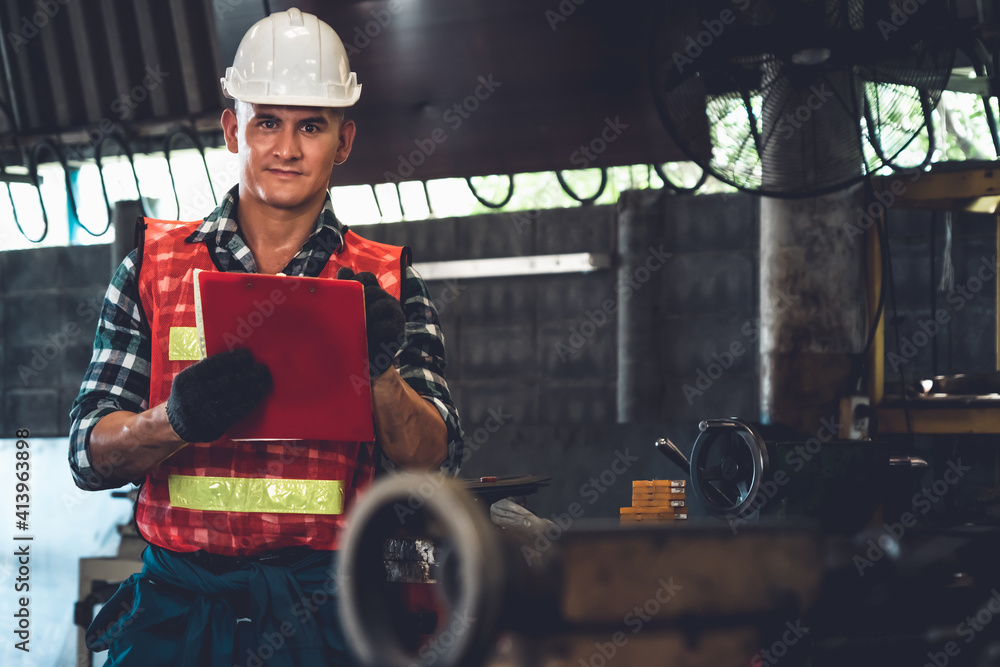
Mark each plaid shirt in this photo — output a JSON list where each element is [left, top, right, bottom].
[[69, 186, 464, 491]]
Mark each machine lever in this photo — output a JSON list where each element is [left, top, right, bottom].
[[654, 437, 691, 475]]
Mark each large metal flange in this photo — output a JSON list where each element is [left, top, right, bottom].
[[337, 473, 505, 667]]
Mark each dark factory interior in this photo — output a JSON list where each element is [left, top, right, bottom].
[[3, 0, 1000, 666]]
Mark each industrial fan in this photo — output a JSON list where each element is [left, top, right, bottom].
[[649, 0, 957, 197]]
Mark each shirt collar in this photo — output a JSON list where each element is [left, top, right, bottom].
[[185, 184, 345, 250]]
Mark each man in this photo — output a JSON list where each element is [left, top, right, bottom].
[[68, 8, 463, 666]]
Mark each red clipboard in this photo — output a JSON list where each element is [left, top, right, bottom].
[[193, 270, 374, 441]]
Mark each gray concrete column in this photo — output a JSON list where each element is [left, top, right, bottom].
[[759, 186, 866, 433], [617, 189, 666, 422], [759, 68, 867, 434]]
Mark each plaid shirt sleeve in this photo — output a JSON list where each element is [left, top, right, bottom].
[[68, 249, 152, 491], [386, 265, 465, 475]]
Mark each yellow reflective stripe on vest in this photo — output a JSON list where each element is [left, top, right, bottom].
[[167, 475, 344, 514]]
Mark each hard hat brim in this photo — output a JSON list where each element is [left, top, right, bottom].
[[221, 78, 361, 108]]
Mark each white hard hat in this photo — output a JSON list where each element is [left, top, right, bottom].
[[220, 7, 361, 107]]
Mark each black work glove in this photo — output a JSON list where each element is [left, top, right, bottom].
[[337, 267, 406, 378], [165, 348, 272, 443]]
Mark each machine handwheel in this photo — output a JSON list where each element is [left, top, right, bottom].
[[690, 418, 769, 518]]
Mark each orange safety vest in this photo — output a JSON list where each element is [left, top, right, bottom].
[[134, 217, 409, 556]]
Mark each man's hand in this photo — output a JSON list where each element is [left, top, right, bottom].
[[490, 498, 555, 533], [337, 267, 405, 377], [165, 348, 272, 443]]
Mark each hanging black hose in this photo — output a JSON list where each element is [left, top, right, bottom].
[[422, 180, 434, 217], [980, 89, 1000, 160], [393, 181, 405, 219], [163, 126, 217, 220], [0, 156, 44, 243], [368, 183, 383, 218], [555, 168, 606, 206], [466, 174, 514, 209], [864, 90, 936, 173], [23, 142, 53, 242], [0, 96, 31, 242], [95, 132, 145, 219], [741, 86, 764, 159], [652, 162, 708, 194], [917, 90, 938, 169], [33, 138, 111, 237], [850, 176, 890, 396]]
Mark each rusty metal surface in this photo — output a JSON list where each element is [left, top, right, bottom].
[[535, 629, 762, 667], [558, 526, 824, 623], [762, 350, 858, 434]]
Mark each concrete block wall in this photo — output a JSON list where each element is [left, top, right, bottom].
[[357, 205, 632, 521], [658, 192, 761, 429], [354, 205, 620, 430], [614, 190, 761, 440], [1, 245, 113, 437]]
